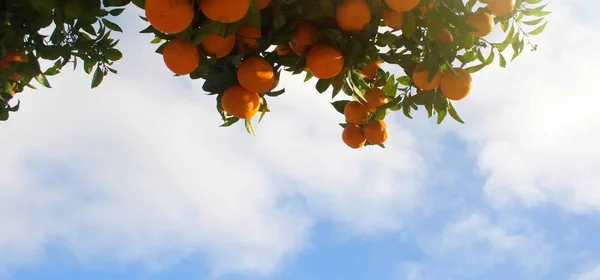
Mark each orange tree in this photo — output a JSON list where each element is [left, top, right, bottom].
[[1, 0, 549, 149]]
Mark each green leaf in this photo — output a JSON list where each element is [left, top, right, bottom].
[[102, 19, 123, 32], [109, 8, 126, 16], [245, 118, 257, 136], [35, 74, 52, 88], [91, 66, 104, 88], [528, 21, 548, 36], [316, 78, 332, 93], [447, 101, 465, 124], [332, 100, 350, 115]]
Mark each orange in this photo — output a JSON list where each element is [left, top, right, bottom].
[[440, 68, 472, 101], [1, 50, 28, 81], [257, 0, 271, 9], [335, 0, 371, 32], [385, 0, 420, 12], [236, 36, 260, 53], [306, 44, 345, 79], [412, 62, 442, 90], [200, 32, 236, 58], [344, 101, 369, 125], [488, 0, 515, 17], [237, 24, 261, 38], [436, 28, 453, 44], [364, 119, 388, 145], [275, 45, 292, 56], [342, 125, 366, 149], [361, 60, 381, 81], [145, 0, 194, 34], [419, 0, 436, 15], [1, 50, 28, 63], [289, 20, 319, 55], [221, 85, 261, 119], [237, 56, 275, 93], [364, 88, 389, 112], [383, 9, 403, 30], [162, 39, 200, 75], [467, 11, 494, 38], [200, 0, 250, 23]]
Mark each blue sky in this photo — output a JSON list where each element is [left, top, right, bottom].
[[2, 0, 600, 280]]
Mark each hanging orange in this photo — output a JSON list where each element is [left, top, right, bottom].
[[162, 39, 200, 75], [289, 20, 319, 55], [412, 62, 442, 90], [237, 56, 275, 93], [200, 33, 236, 58], [145, 0, 194, 34], [200, 0, 250, 23], [342, 125, 367, 149], [221, 85, 261, 119], [306, 44, 345, 79], [335, 0, 372, 32]]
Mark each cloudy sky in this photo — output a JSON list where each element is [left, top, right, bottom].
[[1, 0, 599, 279]]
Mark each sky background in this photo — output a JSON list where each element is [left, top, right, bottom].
[[2, 0, 600, 279]]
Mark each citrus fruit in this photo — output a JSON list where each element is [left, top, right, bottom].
[[488, 0, 516, 17], [412, 62, 442, 90], [385, 0, 420, 12], [306, 44, 345, 79], [335, 0, 372, 32], [162, 39, 200, 75], [237, 25, 261, 38], [257, 0, 271, 9], [383, 9, 403, 30], [221, 85, 261, 119], [145, 0, 194, 34], [364, 119, 388, 145], [200, 0, 250, 23], [237, 56, 275, 93], [200, 33, 236, 58], [289, 20, 319, 55], [344, 101, 369, 125], [440, 68, 472, 101], [435, 28, 454, 44], [275, 45, 292, 56], [361, 60, 381, 81], [364, 88, 389, 112], [467, 11, 494, 38], [342, 125, 367, 149]]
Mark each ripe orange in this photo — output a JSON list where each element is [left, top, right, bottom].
[[221, 85, 261, 119], [467, 11, 494, 38], [306, 44, 345, 79], [335, 0, 372, 32], [237, 56, 275, 93], [344, 101, 369, 125], [385, 0, 419, 12], [200, 32, 236, 58], [361, 60, 381, 81], [364, 88, 389, 112], [440, 68, 472, 101], [412, 62, 442, 90], [237, 24, 261, 38], [145, 0, 194, 34], [236, 36, 260, 53], [289, 20, 319, 55], [342, 125, 367, 149], [162, 39, 200, 75], [435, 28, 454, 44], [257, 0, 271, 9], [419, 0, 436, 15], [275, 45, 292, 56], [364, 119, 388, 145], [200, 0, 250, 23], [383, 9, 403, 30], [488, 0, 515, 17], [1, 50, 28, 81]]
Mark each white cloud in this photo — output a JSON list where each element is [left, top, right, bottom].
[[0, 7, 426, 277], [415, 212, 552, 279], [572, 264, 600, 280], [443, 0, 600, 212]]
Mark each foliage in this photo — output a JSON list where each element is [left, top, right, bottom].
[[0, 0, 549, 148]]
